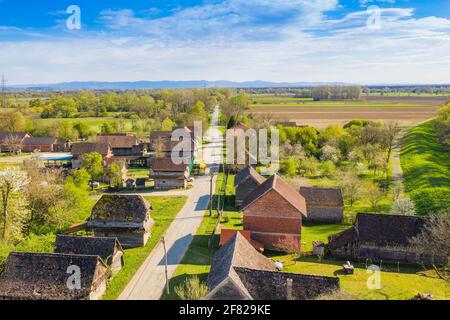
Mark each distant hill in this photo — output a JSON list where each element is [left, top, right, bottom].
[[9, 80, 354, 90]]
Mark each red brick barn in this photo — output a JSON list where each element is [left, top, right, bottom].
[[240, 175, 308, 252]]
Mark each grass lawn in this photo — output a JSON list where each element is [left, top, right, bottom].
[[102, 195, 187, 300], [30, 117, 134, 134], [400, 120, 450, 214], [127, 168, 150, 179], [268, 254, 450, 300]]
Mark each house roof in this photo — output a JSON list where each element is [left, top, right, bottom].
[[22, 137, 59, 145], [55, 235, 123, 262], [0, 132, 31, 143], [90, 195, 151, 223], [208, 232, 340, 300], [207, 232, 275, 294], [71, 142, 111, 157], [299, 187, 344, 207], [355, 213, 427, 245], [226, 123, 250, 134], [234, 166, 266, 187], [240, 175, 307, 217], [95, 134, 139, 149], [0, 252, 110, 300], [151, 157, 188, 172]]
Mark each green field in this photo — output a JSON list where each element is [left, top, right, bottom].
[[400, 120, 450, 215], [102, 195, 187, 300]]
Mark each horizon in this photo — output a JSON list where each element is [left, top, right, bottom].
[[1, 0, 450, 85]]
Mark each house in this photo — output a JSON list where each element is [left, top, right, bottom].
[[0, 132, 31, 153], [219, 229, 264, 252], [150, 157, 190, 190], [328, 213, 448, 266], [71, 142, 112, 169], [150, 127, 195, 161], [21, 137, 71, 153], [86, 195, 154, 248], [206, 232, 340, 300], [234, 166, 266, 208], [55, 235, 124, 273], [95, 133, 148, 168], [0, 252, 110, 300], [225, 123, 258, 171], [299, 187, 344, 223], [240, 175, 308, 252]]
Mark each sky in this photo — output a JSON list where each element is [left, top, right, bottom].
[[0, 0, 450, 85]]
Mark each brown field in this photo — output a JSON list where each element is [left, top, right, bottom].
[[249, 96, 448, 129]]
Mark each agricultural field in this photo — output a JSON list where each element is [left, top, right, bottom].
[[249, 95, 448, 129]]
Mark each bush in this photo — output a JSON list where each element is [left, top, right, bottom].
[[174, 276, 209, 300]]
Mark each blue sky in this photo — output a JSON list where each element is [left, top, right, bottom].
[[0, 0, 450, 85]]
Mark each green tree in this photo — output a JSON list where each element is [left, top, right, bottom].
[[161, 117, 176, 131], [107, 163, 123, 189], [81, 152, 104, 181], [72, 169, 91, 190]]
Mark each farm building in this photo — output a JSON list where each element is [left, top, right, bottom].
[[55, 235, 124, 273], [0, 132, 31, 153], [95, 133, 148, 167], [234, 166, 266, 208], [207, 232, 340, 300], [240, 175, 308, 252], [299, 187, 344, 223], [0, 252, 111, 300], [71, 142, 112, 169], [328, 213, 448, 266], [150, 127, 196, 160], [87, 195, 154, 248], [21, 136, 71, 153], [150, 157, 190, 190]]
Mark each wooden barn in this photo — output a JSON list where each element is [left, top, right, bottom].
[[86, 195, 154, 248], [328, 213, 448, 266], [234, 166, 266, 208], [21, 137, 71, 153], [71, 142, 112, 169], [55, 235, 124, 273], [150, 157, 190, 190], [0, 132, 31, 153], [0, 252, 110, 300], [240, 175, 308, 252], [207, 232, 340, 300], [299, 187, 344, 223]]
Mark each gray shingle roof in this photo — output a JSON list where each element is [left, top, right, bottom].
[[234, 166, 266, 187], [89, 195, 151, 223], [299, 187, 344, 207]]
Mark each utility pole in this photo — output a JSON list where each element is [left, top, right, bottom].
[[209, 171, 214, 216], [162, 236, 170, 295]]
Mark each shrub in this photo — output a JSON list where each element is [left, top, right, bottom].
[[410, 188, 450, 216], [390, 198, 416, 216], [174, 276, 209, 300]]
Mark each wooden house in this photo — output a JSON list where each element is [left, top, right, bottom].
[[240, 175, 307, 252], [95, 133, 148, 168], [234, 166, 266, 208], [55, 235, 124, 273], [71, 142, 112, 169], [299, 187, 344, 223], [207, 233, 340, 300], [150, 157, 190, 190], [328, 213, 448, 266], [86, 195, 154, 248], [0, 252, 110, 300]]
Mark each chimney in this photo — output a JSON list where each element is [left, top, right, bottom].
[[286, 278, 293, 300]]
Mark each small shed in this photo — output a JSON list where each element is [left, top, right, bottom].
[[87, 195, 154, 248], [0, 252, 110, 300], [299, 187, 344, 223], [55, 235, 124, 273]]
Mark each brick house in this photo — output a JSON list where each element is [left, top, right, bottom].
[[299, 187, 344, 223], [207, 232, 340, 300], [21, 137, 71, 153], [150, 157, 190, 190], [328, 213, 448, 266], [71, 142, 113, 169], [0, 252, 111, 300], [234, 166, 266, 208], [240, 175, 308, 252]]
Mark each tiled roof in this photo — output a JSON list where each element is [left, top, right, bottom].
[[234, 166, 266, 187], [95, 134, 139, 148], [71, 142, 111, 157], [240, 175, 307, 217], [299, 187, 344, 207], [151, 157, 188, 172], [0, 132, 31, 143]]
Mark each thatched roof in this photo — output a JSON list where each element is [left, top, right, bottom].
[[55, 235, 123, 263], [0, 252, 110, 300], [234, 166, 266, 187], [299, 187, 344, 207], [241, 175, 307, 217], [89, 195, 151, 223]]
